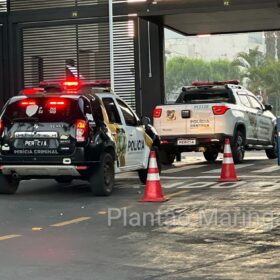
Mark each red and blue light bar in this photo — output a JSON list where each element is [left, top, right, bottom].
[[192, 80, 240, 86]]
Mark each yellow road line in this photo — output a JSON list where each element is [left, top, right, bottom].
[[32, 227, 43, 231], [0, 234, 21, 241], [50, 217, 91, 227], [166, 190, 188, 199]]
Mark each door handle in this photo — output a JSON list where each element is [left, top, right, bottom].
[[129, 134, 133, 137]]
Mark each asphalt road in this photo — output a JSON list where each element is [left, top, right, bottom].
[[0, 151, 280, 280]]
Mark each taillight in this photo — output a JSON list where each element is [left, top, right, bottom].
[[75, 120, 88, 142], [47, 98, 66, 108], [0, 120, 4, 136], [153, 108, 162, 118], [212, 105, 228, 115], [20, 100, 37, 106]]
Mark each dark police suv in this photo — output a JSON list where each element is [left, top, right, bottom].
[[0, 83, 160, 195]]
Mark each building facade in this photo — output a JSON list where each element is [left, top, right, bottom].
[[0, 0, 165, 117]]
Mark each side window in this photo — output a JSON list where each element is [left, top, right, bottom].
[[238, 94, 251, 108], [83, 99, 94, 121], [102, 98, 122, 124], [116, 99, 138, 127], [248, 95, 263, 110], [90, 95, 104, 126]]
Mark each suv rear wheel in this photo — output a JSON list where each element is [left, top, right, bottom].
[[0, 175, 19, 194], [138, 147, 161, 184], [231, 130, 245, 164], [203, 150, 219, 162], [89, 153, 115, 196], [160, 150, 175, 165]]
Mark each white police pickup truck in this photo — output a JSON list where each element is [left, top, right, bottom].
[[153, 80, 276, 164]]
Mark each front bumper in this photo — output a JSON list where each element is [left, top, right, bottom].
[[160, 133, 231, 152]]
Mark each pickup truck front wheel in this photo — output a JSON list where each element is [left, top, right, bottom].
[[0, 175, 19, 194], [89, 153, 115, 196], [160, 150, 175, 165], [203, 150, 218, 162], [231, 130, 245, 164]]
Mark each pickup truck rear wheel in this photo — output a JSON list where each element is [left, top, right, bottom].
[[0, 175, 19, 194], [160, 150, 175, 165], [89, 153, 115, 196], [231, 130, 245, 164], [203, 150, 219, 162], [138, 147, 161, 184], [265, 131, 277, 159]]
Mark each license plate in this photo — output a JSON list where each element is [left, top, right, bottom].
[[177, 139, 196, 145], [24, 139, 49, 148]]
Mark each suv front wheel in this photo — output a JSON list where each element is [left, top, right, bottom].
[[89, 153, 115, 196], [231, 130, 245, 164], [138, 147, 161, 184], [0, 175, 19, 194], [160, 150, 175, 165]]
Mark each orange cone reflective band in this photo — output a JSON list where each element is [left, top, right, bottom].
[[219, 138, 239, 182], [140, 151, 168, 202]]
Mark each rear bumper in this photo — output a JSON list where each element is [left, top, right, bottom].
[[0, 147, 101, 178], [1, 165, 82, 177], [160, 133, 231, 152]]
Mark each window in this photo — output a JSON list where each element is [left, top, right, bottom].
[[238, 94, 251, 108], [83, 99, 94, 122], [102, 98, 122, 124], [117, 99, 138, 126], [247, 95, 263, 110], [176, 89, 235, 104]]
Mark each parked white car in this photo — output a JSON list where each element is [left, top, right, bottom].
[[153, 80, 276, 164]]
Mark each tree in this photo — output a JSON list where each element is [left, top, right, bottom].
[[165, 57, 242, 100], [232, 48, 265, 93]]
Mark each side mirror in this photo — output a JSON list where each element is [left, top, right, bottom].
[[264, 104, 273, 111], [141, 116, 151, 126]]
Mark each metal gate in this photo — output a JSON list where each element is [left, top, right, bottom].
[[22, 20, 136, 109]]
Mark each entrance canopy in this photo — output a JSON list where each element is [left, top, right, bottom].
[[123, 0, 280, 35]]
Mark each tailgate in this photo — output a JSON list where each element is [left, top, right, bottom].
[[154, 104, 215, 136], [3, 122, 75, 156]]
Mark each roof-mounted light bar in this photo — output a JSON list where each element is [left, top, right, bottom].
[[20, 88, 46, 95], [192, 80, 240, 86]]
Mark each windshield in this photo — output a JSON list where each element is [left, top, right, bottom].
[[176, 89, 235, 104], [2, 97, 85, 123]]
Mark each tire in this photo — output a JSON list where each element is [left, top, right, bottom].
[[265, 131, 277, 159], [203, 150, 219, 162], [0, 175, 19, 194], [138, 146, 161, 184], [55, 178, 73, 184], [160, 149, 175, 165], [231, 130, 245, 164], [89, 153, 115, 196]]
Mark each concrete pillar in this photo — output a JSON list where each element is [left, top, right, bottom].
[[135, 18, 165, 120]]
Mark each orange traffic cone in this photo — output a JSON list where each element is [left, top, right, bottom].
[[140, 151, 168, 202], [219, 138, 239, 182]]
